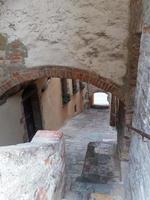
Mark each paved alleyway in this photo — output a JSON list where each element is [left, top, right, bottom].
[[60, 109, 124, 200]]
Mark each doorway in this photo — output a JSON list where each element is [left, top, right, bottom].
[[22, 84, 43, 141], [92, 92, 110, 108]]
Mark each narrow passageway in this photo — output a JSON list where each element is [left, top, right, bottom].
[[60, 109, 123, 200]]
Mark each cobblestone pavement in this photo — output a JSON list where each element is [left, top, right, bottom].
[[60, 109, 124, 200]]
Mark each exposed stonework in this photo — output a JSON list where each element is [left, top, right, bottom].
[[0, 0, 129, 85], [125, 0, 150, 199], [117, 0, 143, 161], [0, 34, 27, 67], [0, 130, 65, 200], [0, 33, 27, 86], [6, 40, 27, 65]]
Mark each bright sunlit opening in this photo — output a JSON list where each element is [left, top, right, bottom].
[[93, 92, 109, 106]]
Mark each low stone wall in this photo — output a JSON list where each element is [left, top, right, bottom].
[[0, 130, 65, 200]]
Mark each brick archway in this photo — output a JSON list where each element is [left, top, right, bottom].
[[0, 66, 125, 103]]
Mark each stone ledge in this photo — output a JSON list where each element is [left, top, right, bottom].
[[0, 130, 65, 200]]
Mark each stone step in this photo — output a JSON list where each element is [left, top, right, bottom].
[[62, 191, 113, 200], [90, 193, 112, 200], [62, 191, 90, 200], [71, 180, 113, 194]]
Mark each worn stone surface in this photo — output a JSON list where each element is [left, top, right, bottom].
[[0, 0, 129, 85], [0, 130, 65, 200], [60, 109, 124, 200], [81, 142, 120, 184]]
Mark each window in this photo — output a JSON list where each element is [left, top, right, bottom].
[[61, 78, 70, 105], [72, 80, 78, 94], [22, 84, 43, 141]]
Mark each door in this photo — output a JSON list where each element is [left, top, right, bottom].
[[22, 84, 43, 141]]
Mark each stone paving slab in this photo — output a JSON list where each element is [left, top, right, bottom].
[[81, 141, 120, 184]]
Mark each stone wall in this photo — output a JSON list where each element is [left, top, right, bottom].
[[115, 0, 143, 161], [125, 0, 150, 199], [0, 0, 129, 86], [0, 130, 65, 200]]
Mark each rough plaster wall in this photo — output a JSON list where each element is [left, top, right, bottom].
[[36, 78, 64, 130], [0, 93, 24, 146], [0, 0, 129, 85], [36, 78, 84, 130], [64, 89, 84, 120], [0, 130, 65, 200], [125, 1, 150, 199]]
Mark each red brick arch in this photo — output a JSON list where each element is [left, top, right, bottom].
[[0, 66, 125, 103]]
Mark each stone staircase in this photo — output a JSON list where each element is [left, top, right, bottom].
[[62, 180, 124, 200]]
